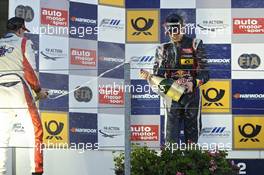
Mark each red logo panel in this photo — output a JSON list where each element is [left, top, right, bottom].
[[99, 87, 124, 105], [71, 48, 96, 67], [233, 18, 264, 34], [41, 8, 68, 26], [131, 125, 159, 141]]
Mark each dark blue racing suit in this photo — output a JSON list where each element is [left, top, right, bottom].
[[153, 35, 209, 143]]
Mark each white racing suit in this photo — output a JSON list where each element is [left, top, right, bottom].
[[0, 33, 43, 174]]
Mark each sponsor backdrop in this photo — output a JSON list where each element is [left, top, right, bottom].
[[8, 0, 264, 174]]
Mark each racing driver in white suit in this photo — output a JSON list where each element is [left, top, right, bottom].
[[0, 17, 47, 175]]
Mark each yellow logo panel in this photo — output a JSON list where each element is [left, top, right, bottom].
[[99, 0, 124, 7], [41, 112, 69, 148], [234, 116, 264, 149], [200, 80, 230, 113], [180, 58, 194, 65], [127, 10, 159, 42]]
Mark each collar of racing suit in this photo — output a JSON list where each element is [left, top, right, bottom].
[[3, 32, 17, 38]]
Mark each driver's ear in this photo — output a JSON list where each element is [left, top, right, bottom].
[[17, 28, 22, 35], [17, 28, 24, 36]]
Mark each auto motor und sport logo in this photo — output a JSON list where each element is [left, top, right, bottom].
[[99, 126, 123, 138], [238, 123, 261, 142], [41, 48, 66, 61], [74, 86, 93, 103], [99, 87, 124, 105], [131, 125, 159, 141], [41, 8, 68, 26], [15, 5, 34, 22], [131, 17, 154, 35], [201, 127, 231, 137], [233, 18, 264, 34], [71, 48, 96, 67], [45, 120, 64, 140], [99, 18, 124, 30], [197, 20, 228, 32], [238, 53, 261, 69], [202, 88, 225, 106]]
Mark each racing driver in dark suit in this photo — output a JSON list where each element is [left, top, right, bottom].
[[142, 13, 209, 143]]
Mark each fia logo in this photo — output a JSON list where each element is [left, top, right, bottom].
[[202, 88, 225, 106], [239, 123, 261, 142], [45, 120, 64, 140], [131, 17, 154, 36], [15, 5, 34, 22], [74, 86, 93, 102], [238, 54, 261, 69]]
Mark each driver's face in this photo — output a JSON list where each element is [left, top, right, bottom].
[[165, 24, 183, 42]]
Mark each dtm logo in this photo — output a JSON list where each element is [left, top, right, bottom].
[[238, 54, 261, 69], [0, 46, 14, 57], [239, 123, 261, 142], [45, 120, 64, 140], [15, 5, 34, 22], [202, 88, 225, 106], [131, 17, 154, 35], [74, 86, 93, 102]]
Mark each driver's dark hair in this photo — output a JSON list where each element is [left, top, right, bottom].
[[165, 13, 184, 25], [6, 17, 25, 32]]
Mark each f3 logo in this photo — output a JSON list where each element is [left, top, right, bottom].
[[131, 17, 154, 36], [202, 88, 225, 106], [239, 123, 261, 142], [45, 120, 64, 140]]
